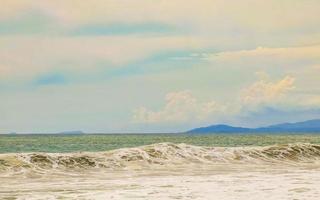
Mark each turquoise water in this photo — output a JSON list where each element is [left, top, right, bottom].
[[1, 134, 320, 153]]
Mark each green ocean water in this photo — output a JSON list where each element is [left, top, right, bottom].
[[1, 134, 320, 153]]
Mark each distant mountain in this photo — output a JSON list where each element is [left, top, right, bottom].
[[256, 119, 320, 133], [187, 119, 320, 134], [187, 124, 251, 133], [58, 130, 85, 134]]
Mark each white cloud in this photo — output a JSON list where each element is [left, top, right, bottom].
[[0, 65, 11, 78], [2, 0, 320, 32], [312, 65, 320, 70], [241, 75, 295, 105], [133, 90, 225, 123], [205, 45, 320, 62], [0, 35, 209, 81], [133, 75, 298, 124], [303, 96, 320, 107]]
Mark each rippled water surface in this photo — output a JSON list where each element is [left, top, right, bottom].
[[1, 134, 320, 153]]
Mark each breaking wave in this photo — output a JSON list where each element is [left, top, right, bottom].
[[1, 143, 320, 174]]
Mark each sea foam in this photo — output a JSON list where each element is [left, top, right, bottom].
[[1, 143, 320, 174]]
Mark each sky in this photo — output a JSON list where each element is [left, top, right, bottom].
[[0, 0, 320, 133]]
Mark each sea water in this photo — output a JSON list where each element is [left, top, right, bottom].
[[2, 134, 320, 153]]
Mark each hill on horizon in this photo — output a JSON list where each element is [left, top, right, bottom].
[[186, 119, 320, 134]]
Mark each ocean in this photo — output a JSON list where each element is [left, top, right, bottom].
[[1, 134, 320, 199], [2, 133, 320, 153]]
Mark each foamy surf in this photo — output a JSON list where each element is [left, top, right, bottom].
[[1, 143, 320, 200], [1, 143, 320, 175]]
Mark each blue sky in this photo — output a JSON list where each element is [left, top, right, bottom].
[[0, 0, 320, 133]]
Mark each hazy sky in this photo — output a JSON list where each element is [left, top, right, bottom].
[[1, 0, 320, 133]]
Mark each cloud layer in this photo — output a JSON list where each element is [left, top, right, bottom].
[[1, 1, 320, 132]]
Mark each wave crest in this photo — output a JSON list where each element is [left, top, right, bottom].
[[1, 143, 320, 173]]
